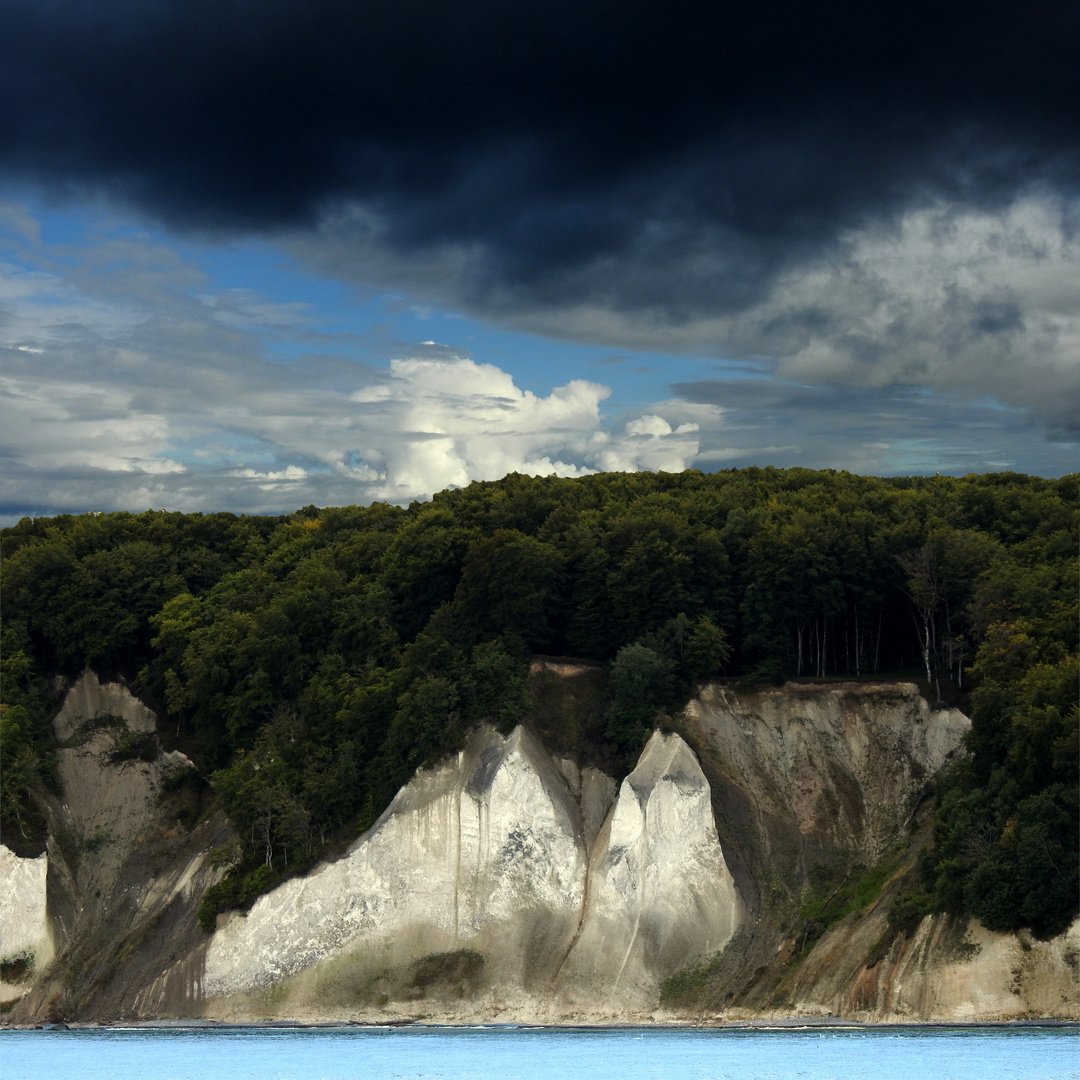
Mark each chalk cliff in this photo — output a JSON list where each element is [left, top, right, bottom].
[[200, 724, 739, 1020], [1, 671, 1076, 1024], [0, 845, 51, 1005]]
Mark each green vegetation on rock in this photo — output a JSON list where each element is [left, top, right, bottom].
[[2, 469, 1076, 936]]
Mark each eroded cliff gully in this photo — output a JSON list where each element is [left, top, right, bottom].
[[2, 669, 1076, 1024]]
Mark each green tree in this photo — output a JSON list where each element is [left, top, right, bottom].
[[453, 530, 564, 648], [684, 615, 732, 683], [605, 643, 674, 754]]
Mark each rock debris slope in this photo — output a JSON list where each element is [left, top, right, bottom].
[[204, 726, 740, 1019]]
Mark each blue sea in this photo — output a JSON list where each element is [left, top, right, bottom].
[[1, 1025, 1077, 1080]]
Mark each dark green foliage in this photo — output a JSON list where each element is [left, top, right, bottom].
[[887, 890, 937, 939], [2, 510, 278, 674], [683, 615, 732, 683], [604, 611, 732, 756], [109, 731, 160, 763], [605, 642, 675, 754], [197, 867, 277, 932], [453, 530, 564, 648], [798, 851, 903, 952], [3, 469, 1075, 935], [926, 552, 1078, 937], [460, 638, 529, 735], [0, 626, 59, 855]]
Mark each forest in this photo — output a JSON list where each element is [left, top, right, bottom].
[[2, 467, 1077, 938]]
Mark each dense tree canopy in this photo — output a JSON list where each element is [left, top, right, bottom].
[[2, 469, 1076, 934]]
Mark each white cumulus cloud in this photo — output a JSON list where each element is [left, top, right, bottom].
[[344, 356, 700, 501]]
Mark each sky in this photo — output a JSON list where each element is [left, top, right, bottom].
[[0, 0, 1077, 524]]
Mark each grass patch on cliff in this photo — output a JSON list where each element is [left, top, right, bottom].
[[408, 950, 485, 998], [63, 713, 126, 747], [109, 730, 160, 763], [864, 888, 937, 967], [331, 950, 487, 1007], [659, 929, 750, 1009], [1, 955, 34, 983], [797, 848, 905, 952]]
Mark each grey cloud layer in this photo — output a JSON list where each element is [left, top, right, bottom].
[[294, 194, 1080, 435], [675, 380, 1068, 478]]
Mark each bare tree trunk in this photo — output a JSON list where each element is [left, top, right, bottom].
[[897, 544, 945, 692], [917, 609, 933, 685]]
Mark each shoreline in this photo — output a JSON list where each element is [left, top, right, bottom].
[[4, 1018, 1078, 1032]]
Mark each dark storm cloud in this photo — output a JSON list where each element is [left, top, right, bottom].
[[1, 0, 1077, 312]]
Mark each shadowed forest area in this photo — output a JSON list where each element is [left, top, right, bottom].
[[2, 468, 1077, 937]]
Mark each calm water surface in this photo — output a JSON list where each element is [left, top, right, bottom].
[[1, 1026, 1076, 1080]]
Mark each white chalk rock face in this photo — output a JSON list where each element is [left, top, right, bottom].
[[204, 725, 591, 1000], [0, 846, 53, 1003], [557, 731, 741, 1006], [203, 726, 742, 1017]]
